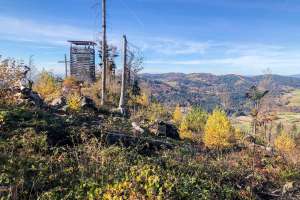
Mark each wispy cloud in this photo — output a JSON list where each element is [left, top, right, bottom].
[[138, 38, 212, 55], [144, 39, 300, 74], [0, 16, 95, 46]]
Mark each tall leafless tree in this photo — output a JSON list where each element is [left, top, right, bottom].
[[118, 35, 127, 114], [100, 0, 107, 106]]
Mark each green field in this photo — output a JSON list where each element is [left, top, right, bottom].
[[232, 88, 300, 134], [285, 89, 300, 107], [232, 112, 300, 136]]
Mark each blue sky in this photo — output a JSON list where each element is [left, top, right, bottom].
[[1, 0, 300, 75]]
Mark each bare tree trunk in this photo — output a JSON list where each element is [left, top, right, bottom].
[[118, 35, 127, 114], [64, 54, 68, 78], [101, 0, 107, 106]]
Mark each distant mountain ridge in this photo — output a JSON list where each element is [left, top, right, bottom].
[[289, 74, 300, 79], [140, 73, 300, 113]]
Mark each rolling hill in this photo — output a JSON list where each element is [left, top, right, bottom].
[[141, 73, 300, 114]]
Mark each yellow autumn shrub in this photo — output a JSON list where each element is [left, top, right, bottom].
[[63, 76, 78, 89], [203, 108, 234, 150], [172, 104, 183, 125], [147, 103, 169, 123], [274, 132, 296, 156], [67, 93, 81, 112], [179, 120, 193, 140], [137, 92, 150, 107], [33, 70, 60, 102]]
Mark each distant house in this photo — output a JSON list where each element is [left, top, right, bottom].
[[68, 41, 96, 83]]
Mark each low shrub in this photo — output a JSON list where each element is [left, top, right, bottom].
[[33, 70, 61, 102], [67, 93, 81, 112], [274, 131, 296, 157]]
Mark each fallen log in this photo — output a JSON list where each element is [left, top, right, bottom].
[[104, 132, 174, 151]]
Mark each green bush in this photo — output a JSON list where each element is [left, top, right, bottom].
[[134, 102, 170, 123], [179, 107, 208, 141]]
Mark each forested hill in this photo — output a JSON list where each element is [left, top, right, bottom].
[[140, 73, 300, 113]]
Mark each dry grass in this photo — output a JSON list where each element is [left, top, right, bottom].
[[286, 89, 300, 107]]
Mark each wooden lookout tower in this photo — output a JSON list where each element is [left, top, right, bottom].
[[68, 41, 96, 83]]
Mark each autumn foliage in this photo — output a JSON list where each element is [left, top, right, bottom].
[[137, 92, 150, 107], [203, 108, 234, 150], [67, 93, 81, 112], [274, 132, 296, 156], [63, 76, 78, 89], [172, 104, 183, 125], [33, 70, 61, 102]]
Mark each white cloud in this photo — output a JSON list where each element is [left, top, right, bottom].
[[144, 42, 300, 75], [136, 37, 212, 55], [0, 16, 96, 46]]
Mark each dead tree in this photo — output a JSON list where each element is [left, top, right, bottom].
[[106, 45, 118, 85], [246, 85, 269, 198], [101, 0, 107, 106], [127, 43, 144, 86], [118, 35, 127, 114]]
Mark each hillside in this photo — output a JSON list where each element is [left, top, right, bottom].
[[1, 62, 300, 199], [141, 73, 300, 113], [290, 75, 300, 79]]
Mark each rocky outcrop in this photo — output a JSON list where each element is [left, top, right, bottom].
[[132, 122, 145, 134], [50, 96, 66, 108], [149, 121, 180, 140], [15, 87, 44, 107], [80, 96, 97, 111], [105, 132, 174, 152]]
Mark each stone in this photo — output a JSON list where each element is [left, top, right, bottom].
[[283, 182, 295, 194], [132, 122, 145, 134], [149, 121, 180, 140], [29, 91, 44, 106], [15, 87, 44, 106], [266, 146, 273, 153], [98, 115, 105, 120], [60, 105, 69, 112], [80, 96, 97, 111], [50, 96, 66, 107]]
